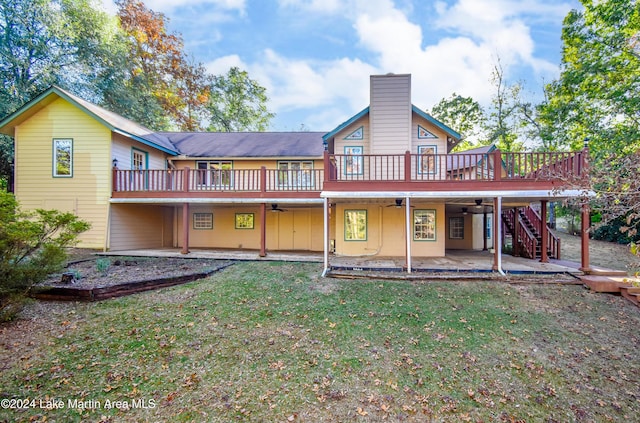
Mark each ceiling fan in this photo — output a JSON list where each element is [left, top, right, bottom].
[[386, 198, 413, 208], [271, 203, 287, 212]]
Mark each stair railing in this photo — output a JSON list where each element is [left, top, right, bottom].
[[522, 207, 561, 259]]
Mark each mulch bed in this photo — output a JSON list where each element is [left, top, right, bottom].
[[31, 257, 234, 301]]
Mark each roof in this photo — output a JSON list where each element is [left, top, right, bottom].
[[322, 105, 461, 143], [447, 144, 496, 171], [163, 132, 326, 158], [0, 86, 179, 155]]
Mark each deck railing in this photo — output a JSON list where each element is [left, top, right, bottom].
[[326, 149, 587, 182], [113, 168, 325, 193], [112, 149, 587, 194]]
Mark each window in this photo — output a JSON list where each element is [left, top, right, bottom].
[[130, 148, 148, 189], [278, 161, 313, 188], [132, 149, 146, 171], [196, 161, 233, 188], [235, 213, 254, 229], [53, 138, 73, 177], [413, 210, 436, 241], [418, 145, 437, 175], [449, 217, 465, 239], [344, 146, 363, 176], [193, 213, 213, 230], [486, 216, 492, 239], [344, 210, 367, 241]]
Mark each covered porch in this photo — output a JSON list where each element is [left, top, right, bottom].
[[98, 248, 584, 278]]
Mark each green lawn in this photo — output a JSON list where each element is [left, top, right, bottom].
[[1, 261, 639, 422]]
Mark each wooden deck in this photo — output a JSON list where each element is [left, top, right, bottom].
[[112, 149, 588, 199]]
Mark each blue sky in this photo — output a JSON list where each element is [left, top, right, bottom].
[[101, 0, 582, 132]]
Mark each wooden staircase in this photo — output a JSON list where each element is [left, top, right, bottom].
[[502, 206, 560, 260]]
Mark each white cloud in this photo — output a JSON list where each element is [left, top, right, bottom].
[[277, 0, 343, 13], [145, 0, 246, 12], [205, 55, 248, 75], [101, 0, 575, 130]]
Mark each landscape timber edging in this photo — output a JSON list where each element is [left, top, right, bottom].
[[30, 262, 235, 302]]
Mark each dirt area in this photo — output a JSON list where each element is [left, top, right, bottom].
[[39, 256, 229, 289], [556, 231, 639, 274]]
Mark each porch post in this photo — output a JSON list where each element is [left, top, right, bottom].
[[540, 200, 549, 263], [580, 201, 591, 272], [181, 202, 190, 254], [492, 197, 504, 273], [513, 208, 520, 257], [322, 197, 330, 276], [259, 202, 267, 257], [405, 196, 412, 273]]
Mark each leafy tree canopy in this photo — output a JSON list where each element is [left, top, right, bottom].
[[541, 0, 640, 160], [429, 93, 485, 151], [207, 67, 275, 132]]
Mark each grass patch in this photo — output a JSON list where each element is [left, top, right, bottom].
[[1, 261, 639, 422]]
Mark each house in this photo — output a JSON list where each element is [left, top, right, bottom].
[[0, 73, 591, 274]]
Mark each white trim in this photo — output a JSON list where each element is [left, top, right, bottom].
[[322, 197, 329, 277], [405, 196, 411, 274], [321, 190, 591, 199], [111, 198, 325, 204], [494, 196, 505, 275]]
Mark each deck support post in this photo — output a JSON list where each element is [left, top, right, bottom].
[[580, 201, 591, 272], [322, 197, 330, 277], [259, 203, 267, 257], [483, 210, 488, 251], [181, 202, 189, 254], [405, 196, 412, 274], [492, 197, 504, 274], [513, 208, 520, 257], [540, 200, 549, 263]]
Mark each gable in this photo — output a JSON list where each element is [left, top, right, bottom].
[[0, 86, 179, 155]]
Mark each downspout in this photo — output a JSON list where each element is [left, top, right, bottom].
[[405, 196, 412, 273], [322, 197, 330, 277], [104, 205, 111, 252], [493, 196, 505, 275]]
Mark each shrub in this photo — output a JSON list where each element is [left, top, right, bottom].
[[0, 191, 90, 320], [95, 258, 111, 274]]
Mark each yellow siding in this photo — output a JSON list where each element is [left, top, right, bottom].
[[334, 203, 445, 257], [110, 204, 171, 250], [445, 213, 474, 250], [175, 206, 324, 251], [410, 203, 446, 257], [182, 205, 262, 249], [14, 98, 111, 249]]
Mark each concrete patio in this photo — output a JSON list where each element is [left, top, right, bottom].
[[99, 248, 584, 277]]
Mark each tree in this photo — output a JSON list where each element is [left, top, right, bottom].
[[106, 0, 210, 131], [541, 0, 640, 246], [0, 0, 116, 186], [0, 191, 90, 320], [484, 60, 525, 152], [429, 93, 486, 151], [520, 84, 574, 152], [540, 0, 640, 160], [207, 67, 275, 132], [0, 0, 115, 116]]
